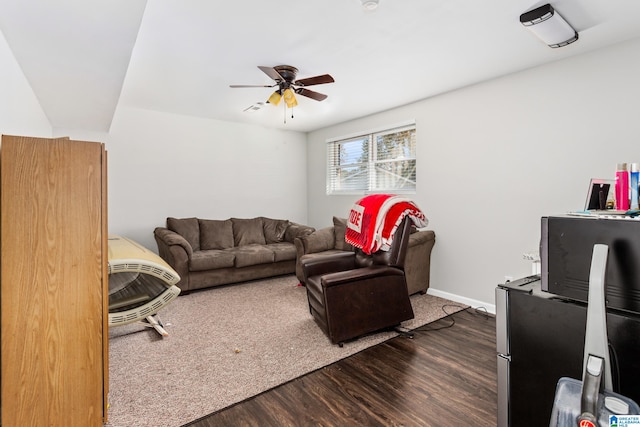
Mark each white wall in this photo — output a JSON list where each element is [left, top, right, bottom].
[[1, 17, 309, 258], [307, 37, 640, 311], [1, 17, 111, 151], [0, 29, 51, 136], [4, 19, 640, 312], [107, 106, 308, 250]]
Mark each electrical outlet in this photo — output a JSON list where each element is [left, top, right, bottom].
[[504, 275, 513, 283]]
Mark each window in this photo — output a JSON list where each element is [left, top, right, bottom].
[[326, 123, 416, 195]]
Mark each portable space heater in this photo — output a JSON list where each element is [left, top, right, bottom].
[[108, 235, 181, 336]]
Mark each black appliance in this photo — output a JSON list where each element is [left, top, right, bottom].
[[496, 277, 640, 427], [541, 215, 640, 314]]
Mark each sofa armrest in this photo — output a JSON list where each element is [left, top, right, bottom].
[[154, 227, 193, 257], [408, 229, 436, 248], [301, 251, 356, 282], [405, 229, 436, 295], [284, 222, 315, 243], [295, 227, 335, 256], [154, 227, 192, 289], [294, 227, 337, 284]]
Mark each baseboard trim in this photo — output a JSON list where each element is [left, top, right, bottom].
[[426, 288, 496, 315]]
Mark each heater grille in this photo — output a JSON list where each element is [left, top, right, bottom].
[[108, 285, 181, 326], [107, 235, 181, 328], [108, 261, 179, 285]]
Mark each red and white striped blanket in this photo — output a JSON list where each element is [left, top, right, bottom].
[[345, 194, 428, 254]]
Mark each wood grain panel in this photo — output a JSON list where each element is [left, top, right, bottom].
[[1, 135, 107, 426], [101, 143, 109, 422]]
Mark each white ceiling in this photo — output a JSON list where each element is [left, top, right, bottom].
[[1, 0, 640, 133]]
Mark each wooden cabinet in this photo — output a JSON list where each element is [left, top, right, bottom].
[[1, 135, 108, 426]]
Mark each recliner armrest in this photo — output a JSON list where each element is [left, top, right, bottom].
[[320, 265, 405, 288], [301, 251, 356, 282]]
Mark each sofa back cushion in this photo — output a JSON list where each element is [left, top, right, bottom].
[[231, 217, 266, 246], [199, 219, 234, 250], [261, 217, 290, 244], [167, 217, 200, 251]]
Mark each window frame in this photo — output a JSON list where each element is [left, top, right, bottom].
[[326, 121, 417, 196]]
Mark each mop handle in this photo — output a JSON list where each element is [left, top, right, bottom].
[[582, 244, 613, 392]]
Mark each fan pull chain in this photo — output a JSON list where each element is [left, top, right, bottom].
[[282, 103, 294, 124]]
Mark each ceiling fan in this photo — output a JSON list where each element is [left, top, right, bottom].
[[230, 65, 335, 109]]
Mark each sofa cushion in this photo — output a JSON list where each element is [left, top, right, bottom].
[[262, 217, 290, 244], [333, 217, 354, 251], [231, 244, 275, 268], [190, 249, 235, 271], [268, 242, 297, 262], [232, 217, 266, 246], [167, 217, 200, 251], [199, 219, 234, 250]]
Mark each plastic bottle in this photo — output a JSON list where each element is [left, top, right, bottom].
[[631, 163, 639, 210], [615, 163, 630, 210]]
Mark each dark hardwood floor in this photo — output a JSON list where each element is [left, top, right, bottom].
[[184, 308, 497, 427]]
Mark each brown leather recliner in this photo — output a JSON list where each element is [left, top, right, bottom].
[[301, 217, 414, 346]]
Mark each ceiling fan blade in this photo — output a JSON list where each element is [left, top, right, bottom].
[[230, 84, 275, 88], [258, 66, 285, 82], [295, 88, 328, 101], [294, 74, 334, 87]]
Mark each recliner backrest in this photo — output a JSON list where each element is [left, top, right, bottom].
[[354, 217, 412, 269]]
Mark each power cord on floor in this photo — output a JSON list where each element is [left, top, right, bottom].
[[412, 304, 490, 333]]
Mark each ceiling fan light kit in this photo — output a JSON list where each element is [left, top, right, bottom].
[[520, 3, 578, 48], [282, 88, 298, 108], [267, 91, 282, 106], [231, 65, 334, 122]]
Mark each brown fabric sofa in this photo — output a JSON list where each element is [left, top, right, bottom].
[[295, 217, 435, 295], [154, 216, 314, 293]]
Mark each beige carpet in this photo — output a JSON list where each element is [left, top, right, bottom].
[[106, 275, 464, 427]]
